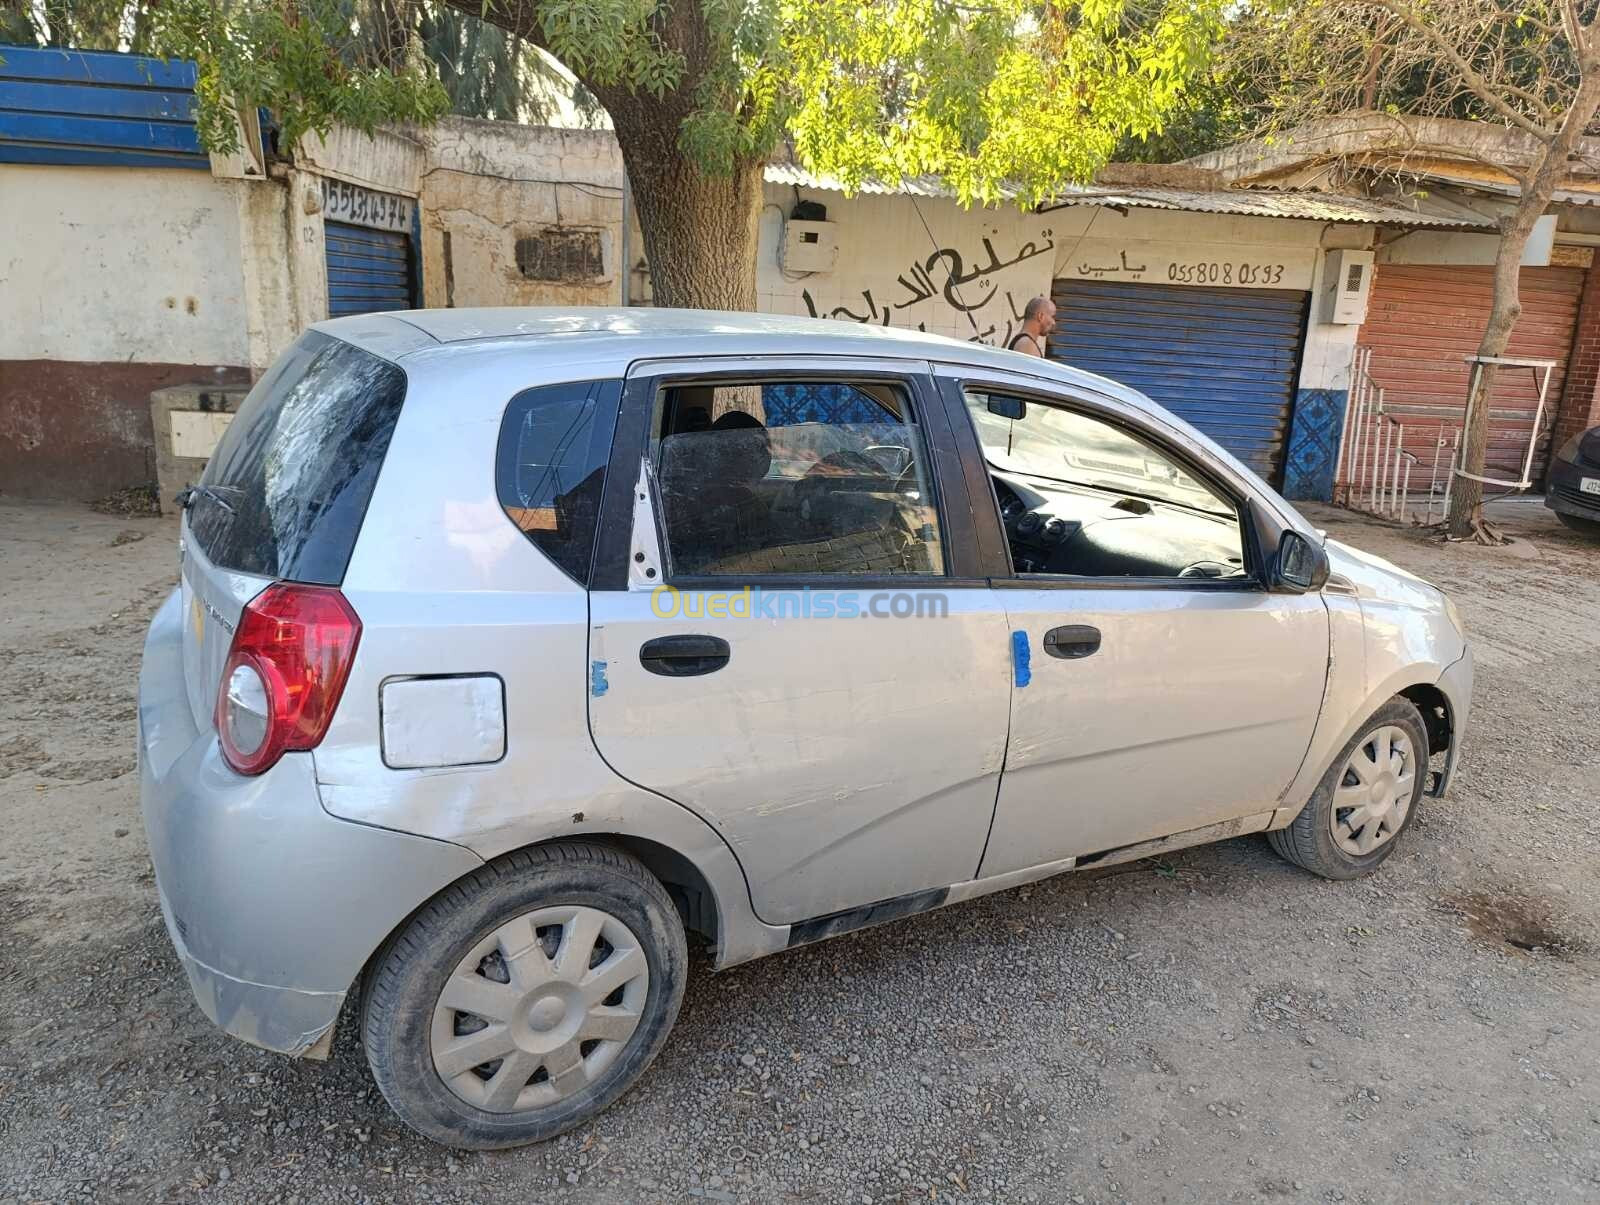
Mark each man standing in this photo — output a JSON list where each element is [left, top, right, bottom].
[[1007, 296, 1056, 357]]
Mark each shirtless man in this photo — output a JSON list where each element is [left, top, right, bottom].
[[1007, 296, 1056, 357]]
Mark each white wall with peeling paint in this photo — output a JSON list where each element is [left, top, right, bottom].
[[0, 164, 248, 365], [757, 186, 1057, 348], [415, 120, 626, 310]]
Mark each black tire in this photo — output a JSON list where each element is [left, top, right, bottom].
[[1556, 511, 1600, 541], [361, 841, 687, 1149], [1268, 698, 1429, 881]]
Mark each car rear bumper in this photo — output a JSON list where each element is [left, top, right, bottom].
[[138, 588, 483, 1057], [1544, 458, 1600, 519]]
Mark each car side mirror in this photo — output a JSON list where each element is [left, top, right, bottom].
[[987, 396, 1026, 421], [1272, 530, 1330, 593]]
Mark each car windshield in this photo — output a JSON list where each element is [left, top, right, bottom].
[[965, 392, 1233, 517]]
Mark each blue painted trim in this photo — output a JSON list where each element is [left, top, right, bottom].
[[0, 142, 207, 168], [0, 44, 197, 89], [1011, 630, 1031, 688], [409, 201, 425, 307], [1, 110, 202, 152], [1281, 388, 1350, 502], [0, 43, 207, 168], [0, 80, 196, 120]]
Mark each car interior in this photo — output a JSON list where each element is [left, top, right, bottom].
[[646, 380, 1249, 582], [652, 382, 942, 576], [967, 391, 1250, 580]]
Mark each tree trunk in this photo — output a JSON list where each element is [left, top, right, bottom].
[[1446, 73, 1600, 538], [618, 133, 762, 311]]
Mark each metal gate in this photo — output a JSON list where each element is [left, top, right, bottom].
[[324, 220, 416, 319], [1048, 279, 1309, 483], [1355, 264, 1584, 485]]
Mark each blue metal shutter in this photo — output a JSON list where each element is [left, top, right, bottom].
[[1048, 280, 1309, 483], [325, 221, 416, 318]]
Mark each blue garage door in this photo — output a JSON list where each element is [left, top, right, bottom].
[[1048, 280, 1309, 484], [325, 220, 416, 318]]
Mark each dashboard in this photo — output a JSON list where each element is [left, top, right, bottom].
[[992, 472, 1249, 579]]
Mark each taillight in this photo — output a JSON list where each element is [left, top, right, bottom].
[[215, 583, 362, 775]]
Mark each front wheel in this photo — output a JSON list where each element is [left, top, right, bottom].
[[362, 842, 688, 1149], [1268, 698, 1429, 881]]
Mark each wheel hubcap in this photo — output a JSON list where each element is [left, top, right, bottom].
[[1330, 725, 1416, 856], [430, 905, 650, 1113]]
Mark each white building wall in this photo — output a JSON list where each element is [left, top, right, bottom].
[[0, 164, 248, 365], [756, 185, 1056, 346]]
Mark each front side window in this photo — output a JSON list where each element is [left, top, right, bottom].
[[652, 380, 943, 577], [964, 389, 1249, 580]]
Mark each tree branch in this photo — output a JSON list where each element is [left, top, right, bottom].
[[1352, 0, 1558, 140]]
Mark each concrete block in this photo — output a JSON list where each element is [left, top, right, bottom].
[[150, 383, 249, 514]]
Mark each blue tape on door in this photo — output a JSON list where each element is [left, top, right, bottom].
[[1011, 630, 1031, 688]]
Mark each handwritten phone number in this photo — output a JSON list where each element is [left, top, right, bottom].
[[1167, 261, 1286, 285]]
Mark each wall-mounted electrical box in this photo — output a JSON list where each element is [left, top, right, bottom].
[[1320, 248, 1375, 324], [782, 219, 838, 274]]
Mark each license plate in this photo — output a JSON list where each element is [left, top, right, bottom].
[[1582, 477, 1600, 496]]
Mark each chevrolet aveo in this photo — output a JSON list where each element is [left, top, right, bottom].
[[140, 309, 1472, 1149]]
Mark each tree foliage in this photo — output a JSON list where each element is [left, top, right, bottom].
[[1223, 0, 1600, 539], [150, 0, 1226, 204], [1224, 0, 1592, 156]]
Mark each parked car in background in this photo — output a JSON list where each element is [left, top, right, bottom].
[[139, 309, 1472, 1149], [1546, 425, 1600, 539]]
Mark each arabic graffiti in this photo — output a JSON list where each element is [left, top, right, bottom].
[[1076, 249, 1149, 279], [802, 231, 1054, 343]]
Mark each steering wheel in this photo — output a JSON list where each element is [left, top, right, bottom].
[[1178, 560, 1232, 579]]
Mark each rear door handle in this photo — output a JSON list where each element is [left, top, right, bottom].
[[1043, 624, 1101, 660], [640, 634, 731, 677]]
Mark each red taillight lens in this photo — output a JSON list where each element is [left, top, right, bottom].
[[215, 583, 362, 775]]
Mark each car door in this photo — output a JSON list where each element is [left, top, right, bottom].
[[585, 356, 1012, 926], [932, 366, 1330, 878]]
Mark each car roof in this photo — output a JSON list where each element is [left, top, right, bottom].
[[312, 306, 1144, 408]]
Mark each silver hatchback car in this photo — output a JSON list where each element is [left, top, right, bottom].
[[140, 308, 1471, 1148]]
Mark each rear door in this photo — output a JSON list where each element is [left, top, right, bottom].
[[585, 357, 1012, 926]]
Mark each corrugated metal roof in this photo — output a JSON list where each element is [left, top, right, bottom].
[[762, 164, 1496, 229], [762, 163, 978, 198], [1041, 184, 1493, 228]]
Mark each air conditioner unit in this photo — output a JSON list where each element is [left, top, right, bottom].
[[782, 219, 837, 274], [1320, 249, 1374, 324]]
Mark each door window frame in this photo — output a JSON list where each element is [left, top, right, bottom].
[[931, 372, 1274, 592], [590, 355, 989, 592]]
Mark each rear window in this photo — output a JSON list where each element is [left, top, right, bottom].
[[495, 380, 622, 585], [188, 331, 406, 585]]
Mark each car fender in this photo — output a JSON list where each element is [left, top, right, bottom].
[[1270, 587, 1467, 828], [317, 759, 790, 969]]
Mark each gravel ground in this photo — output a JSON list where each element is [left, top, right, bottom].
[[1, 496, 1597, 1204]]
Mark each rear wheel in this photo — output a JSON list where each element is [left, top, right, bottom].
[[1268, 699, 1428, 880], [362, 842, 687, 1149], [1556, 511, 1600, 541]]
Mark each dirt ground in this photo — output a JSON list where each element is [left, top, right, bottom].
[[1, 495, 1597, 1205]]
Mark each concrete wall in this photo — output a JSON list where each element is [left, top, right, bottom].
[[758, 185, 1056, 346], [0, 164, 251, 500], [417, 120, 625, 308]]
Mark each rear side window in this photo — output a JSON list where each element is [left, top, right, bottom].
[[189, 331, 406, 585], [495, 380, 622, 585]]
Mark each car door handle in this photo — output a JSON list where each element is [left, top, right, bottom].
[[1042, 625, 1101, 660], [640, 635, 731, 677]]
